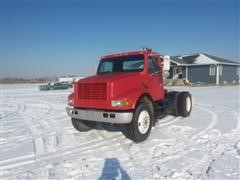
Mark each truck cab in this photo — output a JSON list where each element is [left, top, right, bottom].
[[67, 49, 192, 142]]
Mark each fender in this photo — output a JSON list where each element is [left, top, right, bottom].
[[113, 87, 148, 110]]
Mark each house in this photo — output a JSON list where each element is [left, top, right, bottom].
[[169, 53, 240, 85]]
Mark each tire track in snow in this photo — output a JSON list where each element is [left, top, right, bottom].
[[125, 103, 220, 175], [188, 104, 239, 178], [10, 98, 74, 156], [155, 116, 182, 129], [1, 133, 129, 177], [3, 111, 135, 177], [1, 100, 28, 152], [194, 104, 218, 136], [233, 111, 240, 130], [3, 97, 137, 178], [3, 88, 239, 179], [0, 100, 25, 120], [166, 103, 239, 179], [163, 104, 219, 164], [2, 98, 60, 161], [197, 103, 240, 131]]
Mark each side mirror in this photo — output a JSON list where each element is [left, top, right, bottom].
[[162, 56, 170, 71]]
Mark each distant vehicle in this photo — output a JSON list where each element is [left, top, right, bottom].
[[39, 82, 73, 91], [66, 49, 193, 142]]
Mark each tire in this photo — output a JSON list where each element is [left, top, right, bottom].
[[71, 118, 96, 132], [167, 91, 180, 116], [177, 92, 192, 117], [127, 103, 153, 142]]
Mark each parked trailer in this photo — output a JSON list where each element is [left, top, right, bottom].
[[39, 82, 73, 91]]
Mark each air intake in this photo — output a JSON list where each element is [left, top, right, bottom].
[[78, 83, 107, 100]]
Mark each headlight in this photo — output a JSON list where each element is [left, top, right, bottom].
[[112, 100, 124, 107], [68, 93, 74, 106], [111, 99, 132, 107], [68, 98, 74, 106]]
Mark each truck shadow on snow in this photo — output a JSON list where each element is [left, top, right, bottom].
[[99, 158, 131, 180], [93, 115, 171, 140], [95, 123, 130, 139]]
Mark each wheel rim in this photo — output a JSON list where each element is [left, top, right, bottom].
[[138, 110, 150, 134], [186, 96, 191, 112]]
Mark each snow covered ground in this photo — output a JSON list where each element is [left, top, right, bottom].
[[1, 84, 240, 179]]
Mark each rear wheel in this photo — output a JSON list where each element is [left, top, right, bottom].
[[71, 118, 96, 132], [177, 92, 192, 117], [167, 91, 180, 116], [127, 103, 153, 142]]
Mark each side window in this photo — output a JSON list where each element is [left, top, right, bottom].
[[209, 65, 215, 76], [148, 57, 159, 74]]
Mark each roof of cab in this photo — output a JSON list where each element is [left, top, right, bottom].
[[101, 50, 160, 60]]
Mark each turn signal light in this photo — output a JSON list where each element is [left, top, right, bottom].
[[123, 99, 133, 107]]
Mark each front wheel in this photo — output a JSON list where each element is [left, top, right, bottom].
[[71, 118, 96, 132], [127, 103, 153, 142]]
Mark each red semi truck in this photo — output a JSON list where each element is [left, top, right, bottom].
[[66, 49, 193, 142]]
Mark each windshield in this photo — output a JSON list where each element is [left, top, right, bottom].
[[97, 55, 144, 74]]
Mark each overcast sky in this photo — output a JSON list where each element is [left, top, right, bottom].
[[1, 0, 239, 78]]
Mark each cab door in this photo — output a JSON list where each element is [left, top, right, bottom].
[[147, 56, 164, 100]]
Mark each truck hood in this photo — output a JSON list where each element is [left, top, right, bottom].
[[74, 72, 145, 110], [78, 72, 142, 84]]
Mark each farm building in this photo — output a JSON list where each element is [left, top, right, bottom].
[[169, 53, 240, 85]]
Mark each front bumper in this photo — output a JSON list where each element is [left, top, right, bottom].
[[66, 106, 133, 124]]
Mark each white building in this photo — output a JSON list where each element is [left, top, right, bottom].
[[58, 76, 85, 83]]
